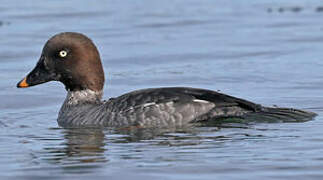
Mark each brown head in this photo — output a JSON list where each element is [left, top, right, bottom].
[[17, 32, 105, 92]]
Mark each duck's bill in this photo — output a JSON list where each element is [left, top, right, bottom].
[[17, 77, 29, 88], [17, 70, 53, 88], [17, 58, 56, 88]]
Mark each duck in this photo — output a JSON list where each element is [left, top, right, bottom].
[[17, 32, 316, 128]]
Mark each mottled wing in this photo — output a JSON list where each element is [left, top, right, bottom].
[[106, 87, 262, 126]]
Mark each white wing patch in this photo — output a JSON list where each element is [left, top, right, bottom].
[[122, 99, 211, 114], [193, 99, 210, 104], [143, 102, 156, 107]]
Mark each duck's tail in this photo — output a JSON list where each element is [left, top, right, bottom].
[[244, 107, 317, 123]]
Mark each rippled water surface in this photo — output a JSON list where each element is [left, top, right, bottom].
[[2, 0, 323, 179]]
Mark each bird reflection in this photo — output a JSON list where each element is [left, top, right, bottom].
[[43, 128, 108, 173], [62, 128, 106, 163], [42, 123, 244, 173], [43, 126, 184, 166]]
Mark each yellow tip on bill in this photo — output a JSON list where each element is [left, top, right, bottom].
[[18, 77, 29, 88]]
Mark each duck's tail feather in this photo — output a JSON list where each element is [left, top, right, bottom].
[[243, 107, 317, 123]]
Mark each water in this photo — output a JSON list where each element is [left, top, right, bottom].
[[1, 0, 323, 179]]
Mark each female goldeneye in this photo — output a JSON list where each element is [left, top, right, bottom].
[[17, 32, 316, 127]]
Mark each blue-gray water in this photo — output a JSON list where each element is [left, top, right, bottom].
[[1, 0, 323, 179]]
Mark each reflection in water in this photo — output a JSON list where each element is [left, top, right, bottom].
[[114, 125, 198, 142], [26, 118, 295, 175], [41, 125, 218, 170], [41, 126, 199, 172], [43, 128, 107, 173], [24, 123, 283, 177]]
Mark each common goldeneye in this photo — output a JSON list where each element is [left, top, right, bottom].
[[17, 32, 316, 127]]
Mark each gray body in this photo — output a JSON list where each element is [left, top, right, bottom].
[[58, 87, 253, 127], [57, 87, 315, 128]]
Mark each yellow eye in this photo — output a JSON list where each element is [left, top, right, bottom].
[[59, 50, 67, 58]]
